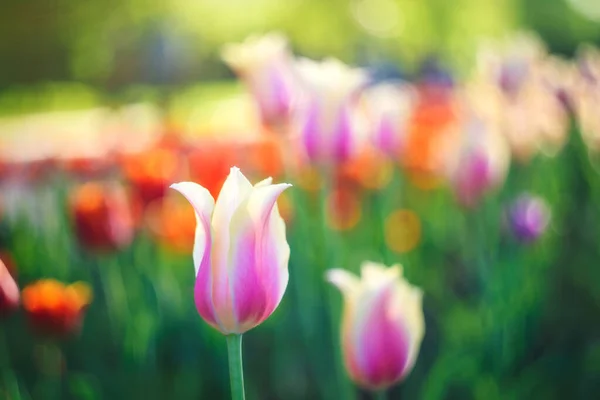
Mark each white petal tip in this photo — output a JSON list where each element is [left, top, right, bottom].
[[169, 182, 186, 191]]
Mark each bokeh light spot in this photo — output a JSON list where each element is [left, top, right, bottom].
[[384, 209, 421, 253], [351, 0, 402, 38]]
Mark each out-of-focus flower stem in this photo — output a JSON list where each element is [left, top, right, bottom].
[[374, 390, 387, 400], [376, 164, 404, 264], [226, 334, 246, 400], [35, 340, 63, 399], [0, 330, 21, 399], [321, 167, 356, 400]]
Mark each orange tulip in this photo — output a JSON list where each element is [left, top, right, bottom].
[[402, 86, 459, 189], [22, 280, 92, 337]]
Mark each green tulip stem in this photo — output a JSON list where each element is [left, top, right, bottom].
[[226, 334, 246, 400], [374, 389, 387, 400]]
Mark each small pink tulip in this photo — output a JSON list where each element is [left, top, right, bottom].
[[362, 83, 417, 158], [171, 167, 291, 334], [327, 262, 425, 391], [294, 58, 367, 164], [443, 105, 510, 208], [222, 33, 298, 128]]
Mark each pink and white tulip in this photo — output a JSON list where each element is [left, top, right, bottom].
[[443, 103, 510, 208], [221, 33, 297, 128], [362, 82, 416, 158], [171, 167, 291, 334], [327, 262, 425, 390], [294, 58, 367, 164]]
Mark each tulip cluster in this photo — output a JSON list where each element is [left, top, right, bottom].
[[6, 26, 599, 400]]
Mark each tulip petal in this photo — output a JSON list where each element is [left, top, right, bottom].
[[326, 269, 361, 296], [332, 103, 352, 162], [355, 286, 412, 388], [212, 167, 253, 232], [169, 182, 215, 275], [209, 167, 254, 331], [390, 281, 425, 376], [302, 100, 321, 162], [361, 262, 401, 288], [170, 182, 223, 330], [377, 114, 398, 154], [228, 182, 291, 332], [255, 177, 273, 188]]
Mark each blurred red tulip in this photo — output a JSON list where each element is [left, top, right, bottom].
[[0, 258, 19, 316], [122, 146, 182, 205], [0, 158, 57, 184], [187, 140, 237, 199], [69, 182, 135, 251], [22, 280, 92, 338], [59, 155, 115, 179]]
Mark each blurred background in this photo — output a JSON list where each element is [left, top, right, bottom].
[[2, 0, 600, 399]]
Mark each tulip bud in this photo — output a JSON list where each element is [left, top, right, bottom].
[[327, 262, 425, 391], [171, 167, 291, 334], [222, 33, 297, 129], [22, 280, 92, 338], [506, 193, 551, 243], [0, 258, 19, 316], [294, 58, 367, 164]]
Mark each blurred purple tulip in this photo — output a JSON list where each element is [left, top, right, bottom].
[[507, 194, 551, 242]]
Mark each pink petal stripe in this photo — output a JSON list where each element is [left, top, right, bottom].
[[355, 287, 411, 389], [230, 184, 291, 332]]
